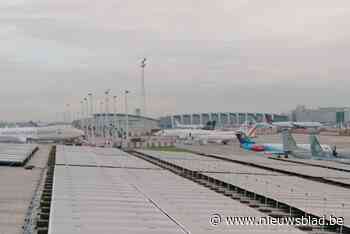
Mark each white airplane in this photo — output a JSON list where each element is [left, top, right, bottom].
[[155, 121, 217, 139], [0, 125, 84, 143], [156, 128, 214, 139], [272, 121, 323, 129], [195, 130, 237, 145], [156, 121, 252, 145]]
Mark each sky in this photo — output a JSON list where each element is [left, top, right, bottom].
[[1, 0, 350, 121]]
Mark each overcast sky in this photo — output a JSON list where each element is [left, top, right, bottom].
[[1, 0, 350, 121]]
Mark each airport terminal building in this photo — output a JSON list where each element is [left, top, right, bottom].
[[291, 105, 350, 127], [75, 113, 159, 137], [159, 112, 288, 129]]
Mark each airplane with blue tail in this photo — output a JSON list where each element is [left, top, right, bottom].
[[236, 129, 333, 159], [235, 131, 285, 155]]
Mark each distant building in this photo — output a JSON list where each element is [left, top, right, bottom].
[[291, 105, 350, 127], [75, 113, 159, 137], [159, 112, 289, 129]]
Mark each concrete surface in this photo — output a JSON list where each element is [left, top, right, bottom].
[[0, 145, 50, 234]]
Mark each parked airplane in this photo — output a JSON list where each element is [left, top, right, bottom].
[[156, 121, 239, 144], [272, 121, 323, 129], [192, 122, 264, 145], [194, 130, 238, 145], [281, 130, 331, 159], [236, 130, 285, 154], [308, 134, 334, 159], [0, 125, 84, 143], [236, 129, 332, 158], [309, 134, 350, 160], [155, 121, 217, 139]]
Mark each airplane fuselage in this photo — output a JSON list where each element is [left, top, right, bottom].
[[156, 129, 236, 144], [240, 142, 284, 153], [0, 126, 84, 143]]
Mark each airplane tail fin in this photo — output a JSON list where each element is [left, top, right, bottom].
[[236, 131, 254, 144], [247, 124, 257, 138], [282, 129, 298, 152], [310, 134, 325, 157]]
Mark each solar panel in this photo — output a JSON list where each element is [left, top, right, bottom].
[[55, 146, 158, 169], [0, 144, 38, 166], [137, 150, 350, 229]]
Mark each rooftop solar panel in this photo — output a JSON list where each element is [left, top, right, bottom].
[[0, 144, 38, 166], [55, 146, 158, 169]]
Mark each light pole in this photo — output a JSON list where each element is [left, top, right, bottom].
[[105, 89, 110, 139], [88, 93, 95, 143], [113, 95, 118, 140], [125, 90, 130, 148], [84, 97, 88, 139], [99, 101, 104, 137], [140, 58, 147, 117], [80, 101, 84, 133]]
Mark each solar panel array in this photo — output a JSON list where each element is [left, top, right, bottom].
[[50, 166, 185, 234], [201, 152, 350, 186], [137, 150, 281, 175], [271, 157, 350, 172], [56, 146, 159, 169], [50, 146, 305, 234], [140, 150, 350, 229], [206, 172, 350, 227], [0, 143, 38, 166]]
